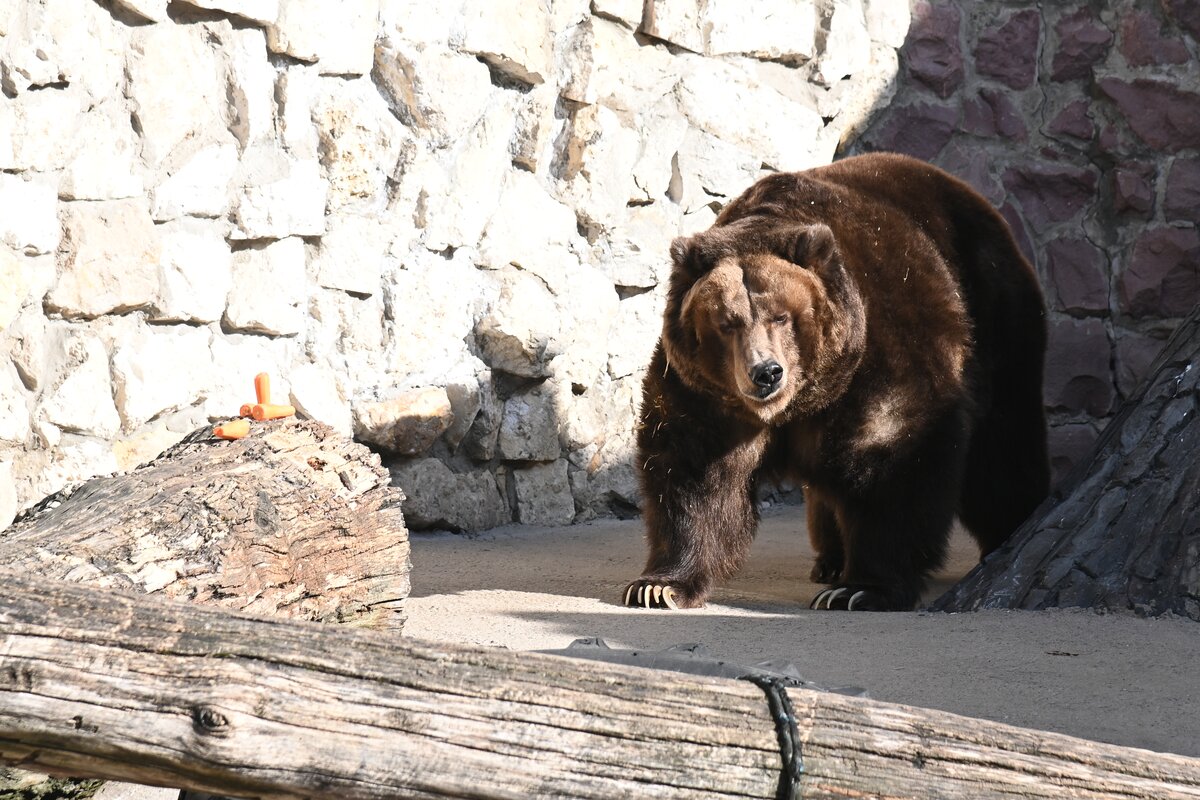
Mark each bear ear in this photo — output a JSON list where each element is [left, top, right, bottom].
[[669, 236, 694, 271], [781, 223, 837, 269]]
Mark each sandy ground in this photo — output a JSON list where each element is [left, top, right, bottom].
[[405, 506, 1200, 760]]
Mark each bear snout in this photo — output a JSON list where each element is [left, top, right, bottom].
[[750, 360, 784, 397]]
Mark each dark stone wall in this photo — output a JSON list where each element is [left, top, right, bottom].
[[851, 0, 1200, 485]]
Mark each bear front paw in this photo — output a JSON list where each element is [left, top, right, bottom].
[[809, 556, 843, 584], [622, 579, 706, 609], [810, 584, 915, 611]]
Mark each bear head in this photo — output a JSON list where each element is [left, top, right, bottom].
[[661, 218, 867, 425]]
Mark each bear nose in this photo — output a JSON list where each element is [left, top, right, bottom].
[[750, 360, 783, 388]]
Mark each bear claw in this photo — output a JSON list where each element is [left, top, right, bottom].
[[810, 586, 883, 611], [623, 580, 679, 609]]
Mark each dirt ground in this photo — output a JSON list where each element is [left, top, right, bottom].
[[404, 506, 1200, 759]]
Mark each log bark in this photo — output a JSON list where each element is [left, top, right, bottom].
[[933, 305, 1200, 619], [2, 574, 1199, 800], [0, 418, 410, 630]]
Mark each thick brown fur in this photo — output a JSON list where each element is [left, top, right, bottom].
[[625, 153, 1049, 611]]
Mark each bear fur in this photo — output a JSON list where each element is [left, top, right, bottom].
[[624, 152, 1049, 612]]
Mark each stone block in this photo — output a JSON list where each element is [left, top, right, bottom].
[[1044, 317, 1114, 417], [275, 65, 321, 159], [671, 126, 763, 213], [390, 458, 510, 532], [474, 269, 561, 379], [289, 363, 353, 435], [641, 0, 704, 53], [1112, 162, 1155, 217], [512, 460, 576, 525], [0, 247, 30, 331], [479, 171, 584, 295], [230, 149, 328, 239], [268, 0, 380, 76], [863, 0, 910, 48], [1162, 0, 1200, 39], [0, 172, 58, 256], [559, 17, 679, 113], [705, 0, 817, 62], [676, 57, 824, 171], [1118, 227, 1200, 319], [225, 27, 278, 149], [59, 104, 145, 201], [1114, 329, 1166, 399], [46, 199, 161, 319], [1052, 9, 1113, 82], [813, 0, 872, 86], [596, 201, 679, 289], [1098, 78, 1200, 152], [558, 103, 642, 236], [1000, 162, 1098, 233], [0, 361, 31, 444], [354, 387, 453, 455], [150, 142, 240, 221], [1045, 100, 1094, 143], [223, 237, 308, 336], [38, 330, 122, 438], [1119, 10, 1189, 66], [591, 0, 642, 28], [127, 22, 231, 169], [0, 81, 84, 171], [312, 213, 388, 296], [313, 76, 410, 212], [151, 219, 234, 324], [373, 40, 494, 147], [607, 289, 665, 380], [905, 1, 963, 98], [975, 9, 1040, 90], [962, 88, 1026, 140], [111, 324, 212, 431], [1046, 237, 1108, 316], [498, 385, 561, 462], [459, 0, 552, 84], [863, 101, 957, 161], [1048, 422, 1099, 489], [1164, 158, 1200, 223]]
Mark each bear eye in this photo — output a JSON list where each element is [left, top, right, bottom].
[[770, 313, 789, 325], [718, 318, 742, 333]]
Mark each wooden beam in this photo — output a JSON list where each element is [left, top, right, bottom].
[[2, 574, 1198, 799]]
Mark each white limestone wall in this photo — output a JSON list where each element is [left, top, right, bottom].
[[0, 0, 909, 531]]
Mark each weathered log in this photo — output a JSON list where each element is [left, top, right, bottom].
[[933, 304, 1200, 619], [2, 574, 1199, 800], [0, 418, 410, 629]]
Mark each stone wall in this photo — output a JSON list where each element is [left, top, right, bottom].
[[852, 0, 1200, 484], [0, 0, 911, 531]]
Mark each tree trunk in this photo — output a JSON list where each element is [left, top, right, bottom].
[[2, 574, 1199, 800], [0, 417, 410, 798], [933, 305, 1200, 619], [0, 417, 410, 629]]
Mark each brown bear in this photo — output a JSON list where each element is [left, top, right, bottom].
[[623, 152, 1049, 612]]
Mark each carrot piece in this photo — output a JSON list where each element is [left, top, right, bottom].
[[250, 403, 295, 421], [239, 403, 254, 417], [214, 418, 251, 439], [254, 372, 271, 404]]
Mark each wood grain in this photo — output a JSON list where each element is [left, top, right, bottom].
[[2, 575, 1198, 800]]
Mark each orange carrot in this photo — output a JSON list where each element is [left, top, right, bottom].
[[239, 403, 254, 417], [214, 418, 251, 439], [251, 402, 295, 421], [254, 372, 271, 404]]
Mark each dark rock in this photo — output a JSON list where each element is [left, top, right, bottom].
[[976, 9, 1041, 90], [1113, 329, 1167, 398], [1001, 161, 1099, 232], [862, 102, 957, 161], [1047, 422, 1100, 489], [1098, 78, 1200, 152], [1164, 158, 1200, 223], [936, 141, 1003, 204], [1120, 10, 1190, 66], [906, 1, 964, 98], [1112, 162, 1156, 217], [1161, 0, 1200, 41], [1047, 237, 1109, 315], [1052, 9, 1114, 81], [1044, 317, 1114, 417], [1046, 100, 1094, 142], [1118, 226, 1200, 318], [962, 88, 1027, 140]]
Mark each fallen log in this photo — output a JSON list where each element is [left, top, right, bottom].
[[2, 574, 1198, 800], [0, 417, 410, 629]]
